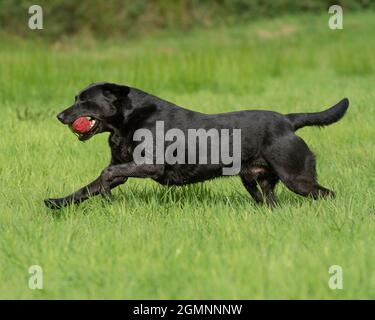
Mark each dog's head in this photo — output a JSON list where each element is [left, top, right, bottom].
[[57, 82, 134, 141]]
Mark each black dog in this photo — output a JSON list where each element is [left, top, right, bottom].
[[44, 82, 348, 209]]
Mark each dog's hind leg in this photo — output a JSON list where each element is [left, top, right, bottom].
[[257, 173, 279, 207], [241, 166, 279, 207], [264, 134, 334, 200], [241, 175, 263, 204]]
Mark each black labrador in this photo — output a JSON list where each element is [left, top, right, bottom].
[[44, 82, 349, 209]]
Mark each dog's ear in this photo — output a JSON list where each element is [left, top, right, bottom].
[[122, 101, 157, 123], [102, 83, 155, 122], [102, 82, 130, 100]]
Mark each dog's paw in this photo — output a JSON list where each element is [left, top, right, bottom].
[[44, 198, 69, 209]]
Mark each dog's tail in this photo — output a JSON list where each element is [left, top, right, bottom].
[[286, 98, 349, 131]]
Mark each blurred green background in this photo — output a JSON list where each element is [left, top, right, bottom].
[[1, 0, 374, 40]]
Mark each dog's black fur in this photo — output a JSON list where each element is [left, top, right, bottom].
[[44, 82, 349, 209]]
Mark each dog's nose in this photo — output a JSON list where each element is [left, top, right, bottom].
[[57, 113, 65, 123]]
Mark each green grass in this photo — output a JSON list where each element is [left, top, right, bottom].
[[1, 11, 375, 299]]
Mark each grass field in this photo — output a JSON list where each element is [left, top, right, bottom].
[[1, 11, 375, 299]]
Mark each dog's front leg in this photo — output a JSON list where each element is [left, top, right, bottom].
[[100, 162, 164, 195], [44, 174, 127, 209]]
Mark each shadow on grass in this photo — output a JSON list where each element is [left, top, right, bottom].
[[44, 181, 323, 218], [114, 182, 312, 210], [116, 183, 252, 207]]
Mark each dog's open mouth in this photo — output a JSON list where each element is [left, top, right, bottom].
[[69, 116, 99, 141]]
